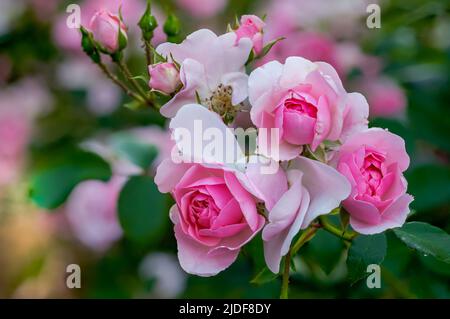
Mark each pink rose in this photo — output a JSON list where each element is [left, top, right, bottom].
[[334, 128, 413, 234], [362, 77, 407, 118], [176, 0, 228, 18], [155, 161, 265, 276], [235, 15, 265, 55], [155, 104, 266, 276], [258, 157, 350, 273], [65, 176, 125, 251], [249, 57, 369, 160], [89, 10, 127, 53], [149, 62, 181, 95]]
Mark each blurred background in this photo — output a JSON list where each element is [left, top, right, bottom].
[[0, 0, 449, 298]]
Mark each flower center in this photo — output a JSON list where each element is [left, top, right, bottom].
[[191, 194, 219, 229], [204, 84, 238, 124], [284, 96, 318, 118], [361, 151, 385, 196]]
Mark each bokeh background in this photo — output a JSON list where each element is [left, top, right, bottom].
[[0, 0, 449, 298]]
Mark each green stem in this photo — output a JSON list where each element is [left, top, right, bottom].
[[280, 251, 291, 299], [291, 225, 319, 255], [117, 60, 149, 100], [144, 40, 153, 67], [319, 215, 357, 241], [97, 62, 144, 104]]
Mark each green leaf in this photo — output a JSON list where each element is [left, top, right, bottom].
[[250, 267, 278, 285], [405, 165, 450, 212], [393, 222, 450, 264], [305, 229, 344, 275], [110, 133, 158, 170], [118, 175, 167, 244], [29, 151, 112, 209], [346, 234, 387, 284], [259, 37, 285, 58]]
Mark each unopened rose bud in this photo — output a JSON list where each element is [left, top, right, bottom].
[[139, 0, 158, 41], [80, 26, 101, 63], [235, 15, 265, 55], [148, 62, 181, 94], [89, 10, 128, 54], [163, 13, 181, 42]]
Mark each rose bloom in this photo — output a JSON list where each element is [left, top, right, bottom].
[[334, 128, 413, 234], [235, 15, 265, 55], [89, 10, 127, 53], [155, 29, 252, 118], [148, 62, 181, 94], [155, 104, 267, 276], [257, 157, 350, 273], [249, 56, 369, 160]]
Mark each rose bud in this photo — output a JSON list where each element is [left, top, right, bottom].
[[235, 15, 265, 55], [148, 62, 181, 94], [89, 10, 128, 54]]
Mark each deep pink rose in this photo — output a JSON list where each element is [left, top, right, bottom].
[[335, 128, 413, 234], [249, 57, 369, 160], [155, 160, 265, 276], [149, 62, 181, 94], [89, 10, 127, 53], [235, 15, 265, 55]]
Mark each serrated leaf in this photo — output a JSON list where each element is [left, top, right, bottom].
[[393, 222, 450, 264], [346, 234, 387, 284]]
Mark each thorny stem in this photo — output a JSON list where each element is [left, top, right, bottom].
[[97, 62, 145, 104], [144, 40, 153, 67]]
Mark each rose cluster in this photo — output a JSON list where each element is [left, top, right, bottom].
[[86, 13, 413, 276]]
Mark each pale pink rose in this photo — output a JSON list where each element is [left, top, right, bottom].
[[362, 77, 407, 118], [89, 10, 127, 53], [254, 157, 350, 273], [65, 176, 125, 251], [176, 0, 227, 18], [260, 32, 342, 75], [149, 62, 181, 94], [248, 57, 369, 160], [235, 15, 265, 55], [156, 29, 252, 118], [334, 128, 413, 234], [155, 104, 271, 276]]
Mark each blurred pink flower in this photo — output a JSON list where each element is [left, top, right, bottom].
[[176, 0, 227, 18], [361, 77, 407, 118], [260, 31, 342, 75], [65, 176, 125, 251], [334, 128, 413, 234]]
